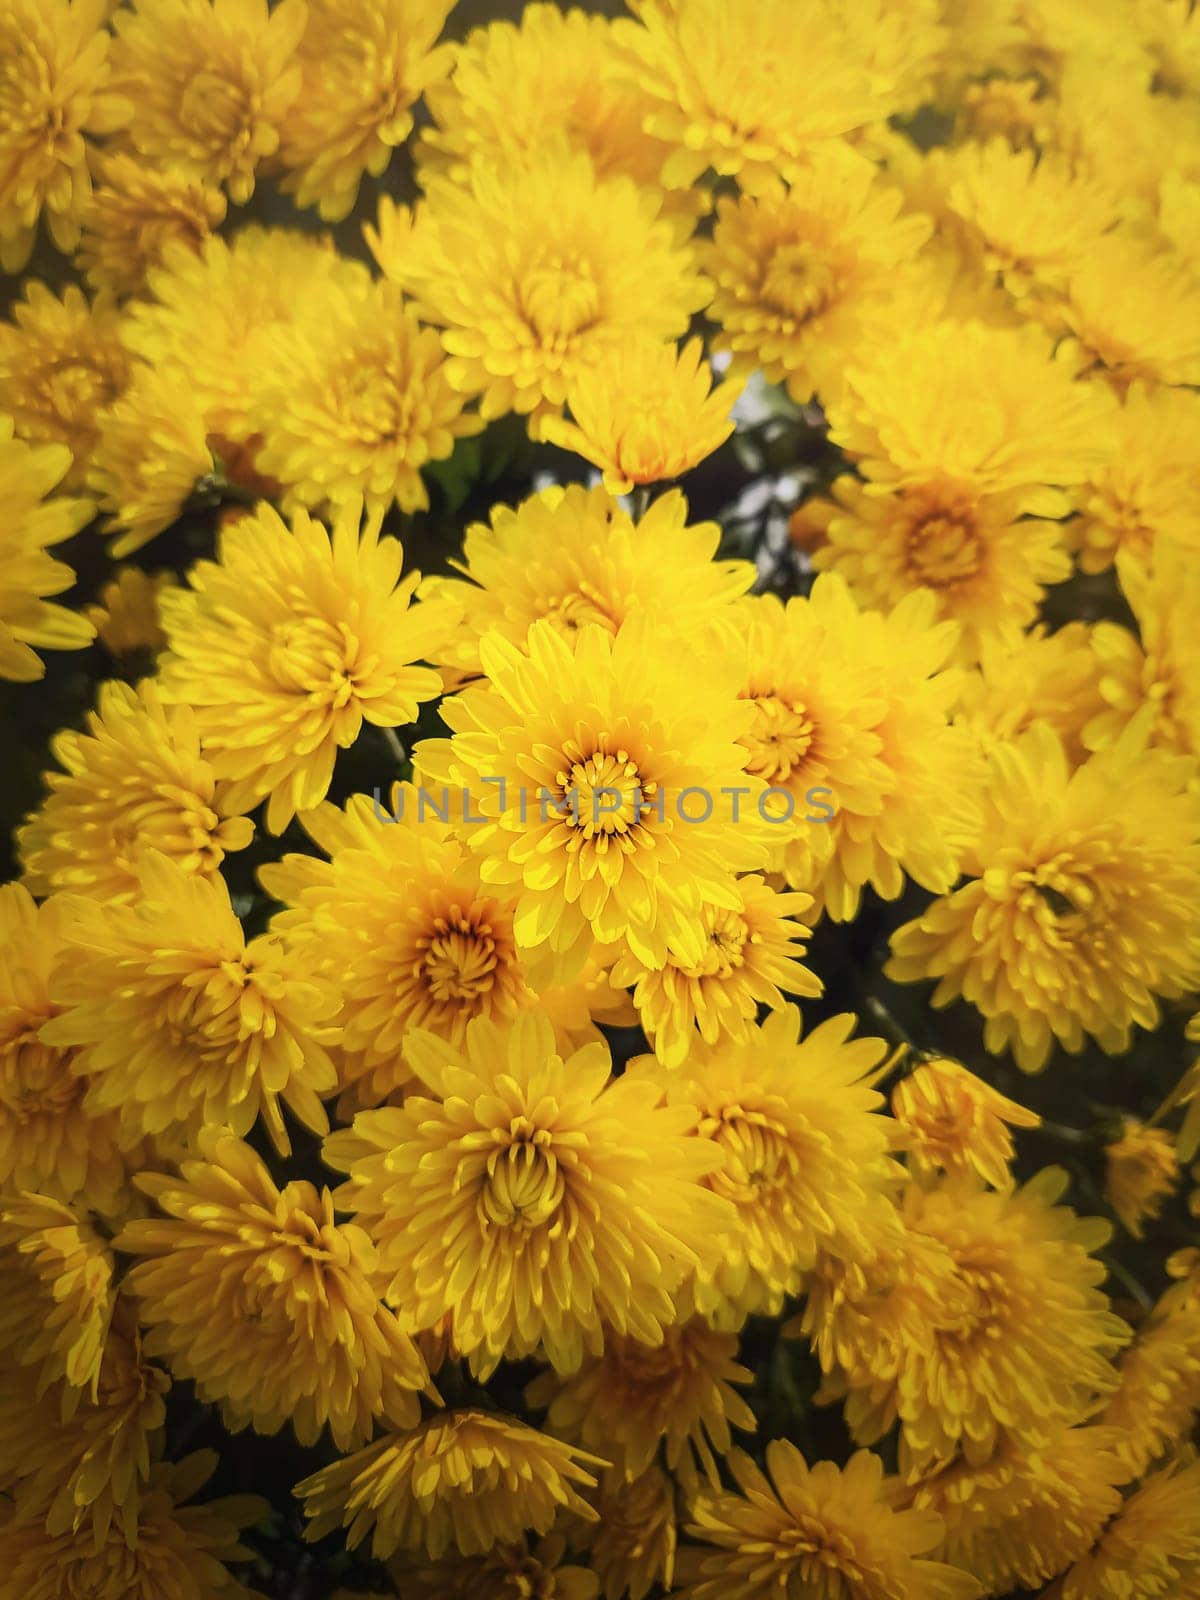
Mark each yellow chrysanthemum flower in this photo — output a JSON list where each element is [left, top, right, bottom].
[[110, 0, 306, 203], [0, 1451, 267, 1600], [75, 151, 226, 297], [115, 1129, 429, 1449], [420, 482, 752, 685], [0, 884, 131, 1211], [1061, 1459, 1200, 1600], [526, 1317, 755, 1491], [157, 500, 453, 833], [888, 724, 1200, 1072], [0, 0, 128, 272], [0, 1193, 115, 1395], [610, 875, 820, 1069], [325, 1011, 734, 1378], [540, 337, 740, 494], [955, 621, 1104, 765], [89, 359, 213, 557], [1102, 1278, 1200, 1478], [806, 473, 1073, 660], [18, 678, 253, 902], [0, 419, 94, 681], [42, 850, 339, 1154], [388, 146, 710, 421], [278, 0, 454, 221], [892, 1057, 1040, 1191], [295, 1410, 603, 1561], [682, 1442, 979, 1600], [610, 0, 878, 193], [1103, 1118, 1179, 1237], [571, 1466, 678, 1600], [952, 73, 1052, 148], [1072, 384, 1200, 573], [417, 614, 771, 973], [391, 1535, 600, 1600], [629, 1009, 899, 1326], [699, 155, 932, 405], [252, 278, 482, 516], [83, 566, 176, 655], [0, 282, 127, 485]]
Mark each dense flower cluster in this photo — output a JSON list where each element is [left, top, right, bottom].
[[1, 1, 1198, 1597]]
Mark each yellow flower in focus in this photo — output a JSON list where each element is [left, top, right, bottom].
[[610, 0, 878, 193], [157, 501, 452, 833], [0, 1193, 115, 1395], [541, 337, 739, 494], [75, 152, 227, 297], [18, 678, 253, 902], [253, 278, 482, 516], [887, 725, 1200, 1072], [0, 419, 95, 682], [526, 1318, 755, 1490], [84, 566, 176, 655], [295, 1410, 603, 1561], [42, 851, 339, 1154], [279, 0, 454, 221], [893, 1057, 1040, 1190], [391, 1536, 600, 1600], [420, 483, 752, 685], [1104, 1119, 1179, 1238], [1061, 1459, 1200, 1600], [0, 283, 127, 484], [89, 360, 213, 556], [0, 1452, 268, 1600], [955, 622, 1103, 766], [700, 157, 932, 405], [0, 0, 127, 272], [115, 1129, 429, 1449], [611, 874, 820, 1068], [571, 1466, 678, 1600], [682, 1442, 980, 1600], [392, 146, 710, 420], [110, 0, 306, 203], [326, 1012, 734, 1377], [629, 1009, 898, 1326], [0, 884, 131, 1211]]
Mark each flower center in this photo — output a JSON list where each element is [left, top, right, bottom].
[[1017, 857, 1099, 939], [762, 240, 837, 322], [679, 906, 750, 980], [556, 745, 653, 838], [741, 693, 815, 782], [481, 1119, 563, 1230], [543, 585, 618, 635], [706, 1107, 794, 1203], [267, 615, 358, 703], [418, 915, 499, 1003], [179, 68, 253, 155], [0, 1028, 81, 1122], [906, 505, 984, 588], [520, 255, 601, 346]]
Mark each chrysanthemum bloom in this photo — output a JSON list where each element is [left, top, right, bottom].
[[1103, 1118, 1179, 1238], [0, 283, 127, 485], [110, 0, 305, 203], [953, 74, 1051, 148], [18, 679, 253, 902], [252, 278, 482, 516], [1061, 1459, 1200, 1600], [43, 851, 339, 1153], [609, 0, 878, 193], [629, 1009, 900, 1326], [89, 360, 213, 556], [295, 1410, 603, 1561], [0, 1193, 115, 1395], [610, 875, 820, 1069], [955, 622, 1103, 766], [0, 422, 94, 681], [278, 0, 453, 220], [0, 1305, 169, 1545], [417, 615, 771, 973], [261, 787, 529, 1113], [699, 157, 932, 405], [907, 1423, 1126, 1595], [325, 1011, 734, 1376], [681, 1443, 979, 1600], [526, 1318, 755, 1490], [892, 1057, 1040, 1190], [0, 1451, 267, 1600], [539, 337, 740, 495], [1071, 384, 1200, 572], [116, 1130, 429, 1449], [0, 885, 130, 1210], [1102, 1278, 1200, 1478], [391, 1535, 600, 1600], [570, 1466, 678, 1600], [84, 567, 176, 655], [887, 724, 1200, 1072], [809, 1171, 1128, 1474], [390, 145, 710, 421], [0, 0, 128, 272], [75, 151, 226, 297], [419, 483, 752, 685], [156, 500, 453, 833]]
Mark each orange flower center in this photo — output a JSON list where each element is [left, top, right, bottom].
[[678, 906, 750, 980], [556, 746, 653, 838], [482, 1119, 564, 1230], [905, 500, 984, 588], [418, 915, 500, 1004], [762, 239, 837, 323], [706, 1106, 794, 1202]]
